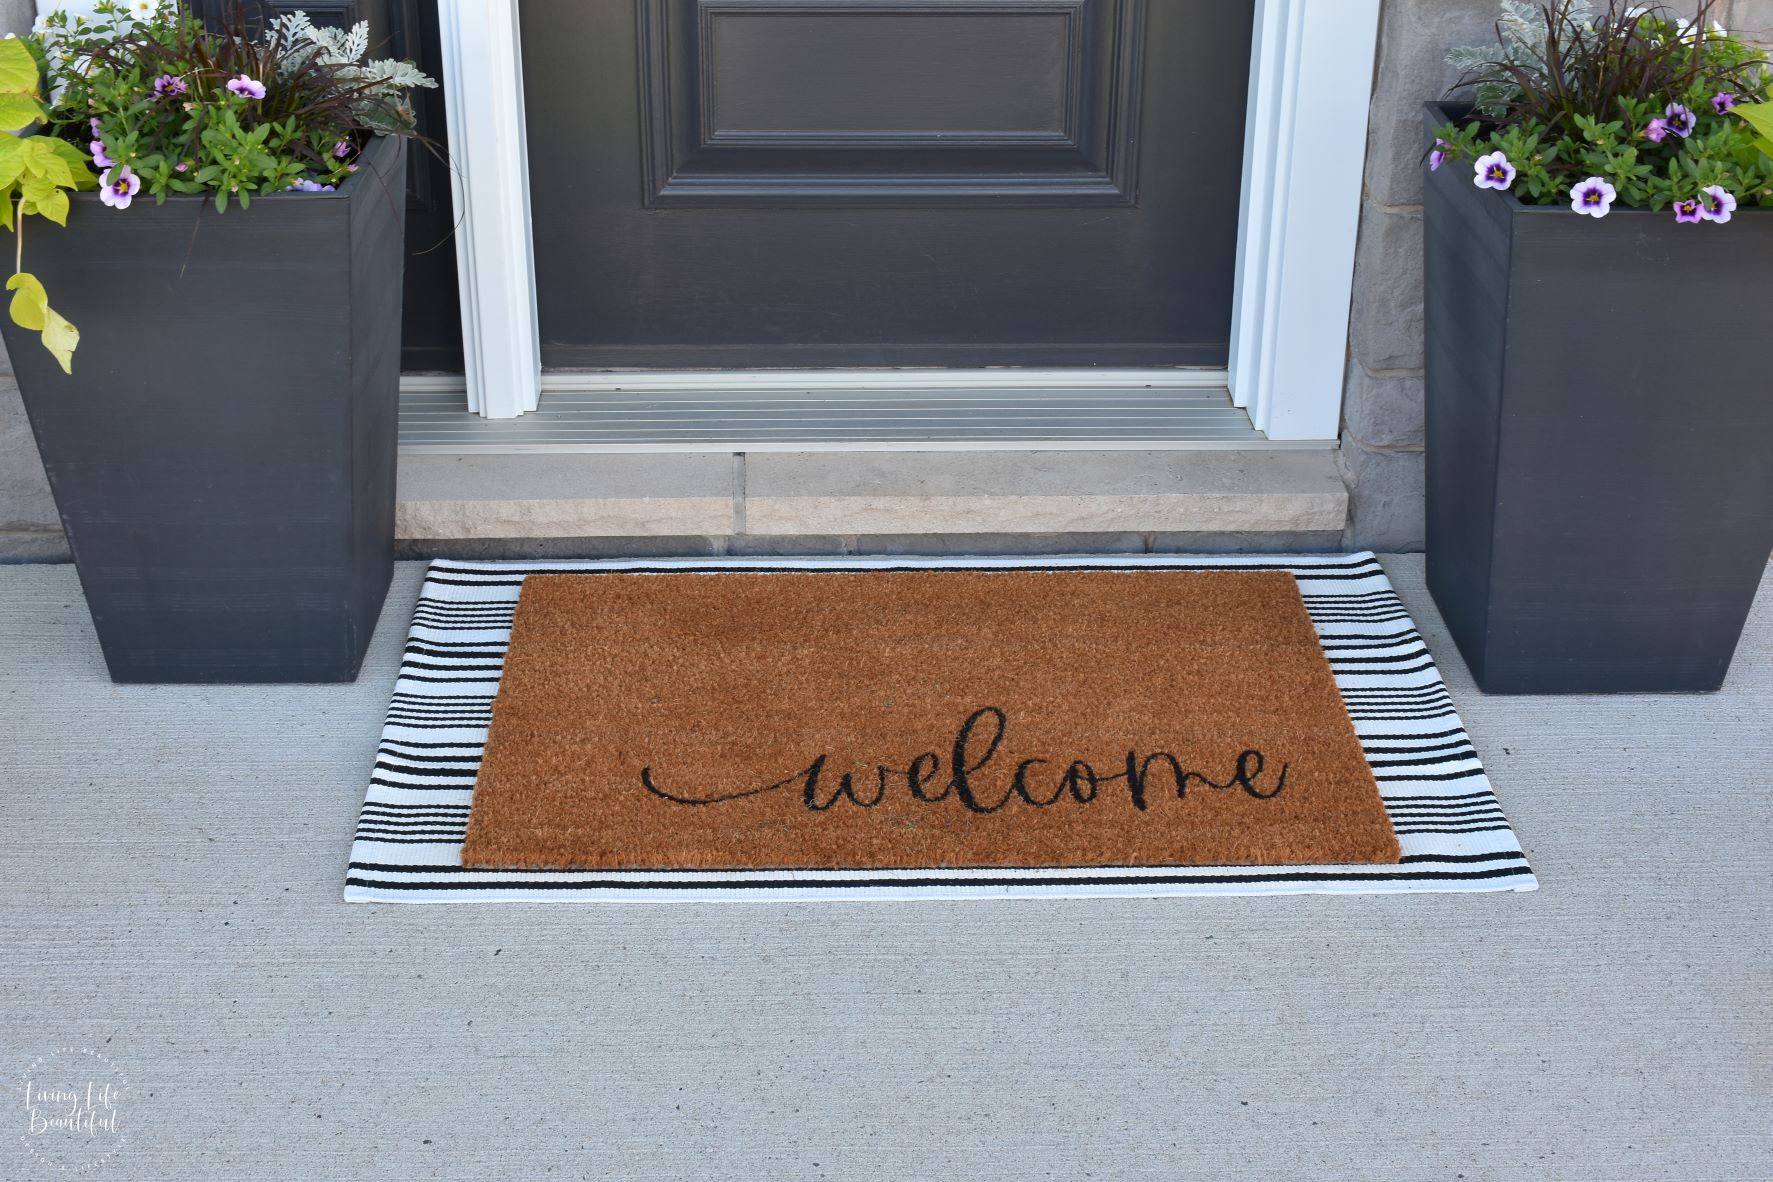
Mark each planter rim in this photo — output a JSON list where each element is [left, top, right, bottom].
[[1424, 99, 1773, 218], [60, 130, 401, 207]]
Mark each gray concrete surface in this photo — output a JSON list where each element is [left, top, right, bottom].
[[1, 557, 1769, 1181]]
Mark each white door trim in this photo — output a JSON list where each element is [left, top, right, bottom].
[[1229, 0, 1382, 440], [435, 0, 1380, 438], [436, 0, 540, 419]]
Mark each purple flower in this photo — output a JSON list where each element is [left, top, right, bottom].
[[152, 73, 187, 99], [174, 161, 188, 172], [1429, 139, 1449, 171], [98, 165, 141, 210], [1473, 150, 1515, 191], [225, 74, 265, 101], [1664, 102, 1696, 138], [1569, 176, 1617, 218], [1644, 117, 1669, 143], [1673, 197, 1704, 224], [89, 139, 112, 168], [1700, 184, 1737, 224], [88, 116, 100, 135], [1712, 92, 1737, 115], [331, 139, 352, 159], [287, 177, 336, 192]]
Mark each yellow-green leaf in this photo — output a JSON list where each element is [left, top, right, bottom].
[[4, 273, 78, 372], [7, 271, 47, 331], [30, 185, 66, 225], [0, 186, 14, 231], [0, 37, 39, 98], [21, 141, 74, 188], [19, 175, 62, 222], [0, 92, 42, 131], [40, 136, 96, 188], [1736, 102, 1773, 159], [40, 304, 77, 373]]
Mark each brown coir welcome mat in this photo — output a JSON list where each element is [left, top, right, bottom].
[[460, 569, 1399, 871]]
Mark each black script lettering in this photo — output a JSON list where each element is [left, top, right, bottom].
[[637, 708, 1290, 814], [1013, 758, 1065, 807], [949, 706, 1014, 814], [640, 755, 825, 807], [1062, 761, 1100, 804], [906, 752, 948, 802]]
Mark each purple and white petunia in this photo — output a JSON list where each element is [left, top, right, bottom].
[[1712, 91, 1737, 115], [225, 74, 265, 100], [152, 73, 187, 99], [1700, 184, 1737, 224], [1663, 102, 1696, 138], [1673, 197, 1705, 224], [1569, 176, 1617, 218], [331, 139, 352, 159], [1644, 117, 1669, 143], [98, 165, 141, 210], [287, 177, 336, 192], [89, 139, 112, 168], [1429, 139, 1449, 171], [1473, 150, 1515, 191]]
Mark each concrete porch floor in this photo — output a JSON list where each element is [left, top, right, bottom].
[[1, 556, 1769, 1181]]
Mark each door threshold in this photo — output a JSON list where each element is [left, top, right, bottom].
[[398, 369, 1334, 453]]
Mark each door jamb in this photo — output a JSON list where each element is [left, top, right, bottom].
[[437, 0, 1381, 436], [437, 1, 541, 419]]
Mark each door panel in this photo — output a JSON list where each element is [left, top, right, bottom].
[[642, 0, 1143, 204], [524, 0, 1254, 369]]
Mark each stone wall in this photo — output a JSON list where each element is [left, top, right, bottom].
[[1342, 0, 1769, 549]]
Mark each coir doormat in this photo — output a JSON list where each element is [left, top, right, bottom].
[[344, 554, 1537, 901]]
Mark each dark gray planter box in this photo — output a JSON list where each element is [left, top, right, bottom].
[[3, 134, 406, 683], [1423, 102, 1773, 693]]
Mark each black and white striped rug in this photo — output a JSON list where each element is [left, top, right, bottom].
[[344, 554, 1536, 901]]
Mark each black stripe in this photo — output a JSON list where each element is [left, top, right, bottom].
[[1398, 851, 1527, 864], [370, 775, 479, 790], [346, 865, 1533, 891], [1381, 789, 1497, 803], [1330, 658, 1438, 676], [425, 556, 1387, 580]]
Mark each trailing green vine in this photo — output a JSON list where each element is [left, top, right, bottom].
[[0, 36, 92, 373]]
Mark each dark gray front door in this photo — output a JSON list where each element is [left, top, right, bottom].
[[523, 0, 1254, 369]]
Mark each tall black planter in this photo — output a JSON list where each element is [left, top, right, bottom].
[[3, 134, 406, 683], [1423, 103, 1773, 694]]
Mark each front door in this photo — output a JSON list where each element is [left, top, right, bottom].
[[522, 0, 1254, 369]]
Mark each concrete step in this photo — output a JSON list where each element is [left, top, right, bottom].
[[396, 449, 1350, 555]]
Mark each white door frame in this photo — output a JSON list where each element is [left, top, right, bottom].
[[437, 0, 1380, 439]]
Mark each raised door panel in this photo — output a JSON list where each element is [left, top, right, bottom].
[[641, 0, 1145, 204]]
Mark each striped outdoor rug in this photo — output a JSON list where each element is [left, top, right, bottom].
[[343, 554, 1537, 901]]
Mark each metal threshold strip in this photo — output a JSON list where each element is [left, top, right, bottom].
[[398, 369, 1315, 453]]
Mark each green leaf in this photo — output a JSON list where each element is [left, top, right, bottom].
[[40, 305, 78, 374], [6, 272, 79, 373], [7, 271, 46, 330], [0, 92, 42, 131], [0, 37, 40, 98], [21, 141, 75, 188], [1735, 102, 1773, 159], [29, 186, 67, 226]]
